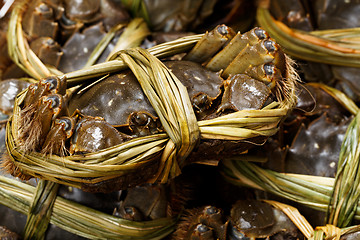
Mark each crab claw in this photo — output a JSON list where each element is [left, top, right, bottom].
[[171, 206, 228, 240], [19, 93, 67, 152], [41, 116, 77, 156], [23, 76, 66, 108], [217, 74, 271, 113], [245, 63, 283, 89]]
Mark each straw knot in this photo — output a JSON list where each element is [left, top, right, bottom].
[[118, 48, 200, 182], [314, 224, 341, 240]]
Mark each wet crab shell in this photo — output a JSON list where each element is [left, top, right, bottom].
[[69, 60, 225, 126], [114, 183, 169, 221], [68, 70, 157, 126], [217, 74, 271, 113], [0, 79, 30, 115], [69, 116, 129, 154], [229, 200, 301, 239], [164, 60, 224, 120]]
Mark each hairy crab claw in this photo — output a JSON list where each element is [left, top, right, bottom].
[[19, 76, 67, 152], [205, 27, 270, 73], [19, 93, 67, 152], [244, 63, 282, 90], [30, 37, 63, 68], [192, 223, 214, 240], [22, 1, 58, 39], [184, 25, 236, 64], [222, 38, 286, 79], [41, 116, 76, 156], [172, 205, 228, 240], [23, 75, 66, 108]]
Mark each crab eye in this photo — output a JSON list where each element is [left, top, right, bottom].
[[263, 40, 276, 52], [121, 206, 143, 221], [124, 207, 134, 214], [132, 112, 149, 126], [195, 224, 210, 233], [46, 94, 61, 108], [264, 63, 275, 76], [46, 38, 55, 46], [205, 206, 218, 215], [254, 28, 267, 39], [44, 76, 59, 91]]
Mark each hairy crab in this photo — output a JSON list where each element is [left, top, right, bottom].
[[171, 200, 303, 239], [7, 23, 296, 192]]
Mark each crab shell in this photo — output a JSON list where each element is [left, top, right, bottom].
[[69, 60, 224, 128], [114, 183, 168, 221], [0, 79, 30, 115], [229, 200, 300, 239], [69, 116, 129, 155], [217, 74, 271, 113]]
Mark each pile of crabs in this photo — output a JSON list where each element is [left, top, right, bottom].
[[0, 0, 359, 239]]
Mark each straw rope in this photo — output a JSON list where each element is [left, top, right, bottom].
[[23, 180, 59, 239], [0, 175, 175, 239]]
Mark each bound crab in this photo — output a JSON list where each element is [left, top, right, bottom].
[[171, 200, 304, 239], [6, 24, 297, 192]]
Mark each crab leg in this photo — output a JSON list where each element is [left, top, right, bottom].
[[184, 24, 235, 63], [205, 27, 269, 72], [222, 39, 282, 78]]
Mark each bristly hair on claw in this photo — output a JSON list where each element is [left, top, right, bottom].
[[41, 135, 68, 157], [275, 54, 299, 107], [18, 108, 43, 153], [1, 152, 32, 181], [170, 207, 204, 240]]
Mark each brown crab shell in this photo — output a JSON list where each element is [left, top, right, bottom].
[[69, 60, 224, 126], [0, 79, 30, 115], [69, 116, 129, 155]]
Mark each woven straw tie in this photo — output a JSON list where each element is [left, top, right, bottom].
[[117, 48, 200, 183]]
